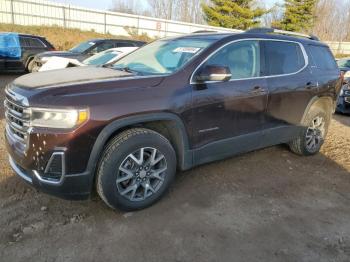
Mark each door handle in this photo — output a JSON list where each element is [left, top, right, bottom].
[[250, 86, 265, 94], [306, 82, 318, 89]]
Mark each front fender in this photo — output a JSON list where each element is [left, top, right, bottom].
[[85, 112, 192, 180]]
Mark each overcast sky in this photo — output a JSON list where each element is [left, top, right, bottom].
[[50, 0, 283, 11]]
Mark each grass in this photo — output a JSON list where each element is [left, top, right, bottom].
[[0, 23, 151, 50]]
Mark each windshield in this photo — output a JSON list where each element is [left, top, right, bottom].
[[84, 50, 121, 65], [112, 38, 215, 75], [337, 59, 350, 68], [70, 41, 96, 53]]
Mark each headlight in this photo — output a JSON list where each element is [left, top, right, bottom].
[[30, 108, 89, 129], [344, 71, 350, 78]]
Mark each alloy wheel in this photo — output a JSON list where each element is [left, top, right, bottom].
[[116, 147, 167, 202], [305, 116, 326, 152]]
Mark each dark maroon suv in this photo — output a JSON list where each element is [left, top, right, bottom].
[[5, 28, 342, 211]]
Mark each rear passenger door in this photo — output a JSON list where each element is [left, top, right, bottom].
[[262, 40, 314, 142]]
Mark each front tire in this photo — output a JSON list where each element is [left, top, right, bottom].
[[96, 128, 176, 211], [289, 106, 330, 156]]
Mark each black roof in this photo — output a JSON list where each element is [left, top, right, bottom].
[[174, 30, 326, 47], [0, 32, 50, 41]]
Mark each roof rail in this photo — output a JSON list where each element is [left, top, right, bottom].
[[245, 27, 320, 41]]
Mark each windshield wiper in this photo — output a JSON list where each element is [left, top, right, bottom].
[[112, 66, 143, 75]]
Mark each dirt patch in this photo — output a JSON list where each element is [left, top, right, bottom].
[[0, 75, 350, 262]]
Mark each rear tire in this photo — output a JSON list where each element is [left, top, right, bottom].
[[26, 59, 36, 72], [96, 128, 176, 211], [289, 106, 330, 156]]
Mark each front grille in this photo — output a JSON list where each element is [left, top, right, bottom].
[[4, 91, 30, 149]]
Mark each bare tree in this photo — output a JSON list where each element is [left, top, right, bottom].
[[146, 0, 209, 24], [147, 0, 173, 19], [313, 0, 350, 41], [111, 0, 136, 14]]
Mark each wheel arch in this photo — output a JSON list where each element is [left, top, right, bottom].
[[301, 96, 334, 124], [24, 55, 35, 70], [86, 113, 193, 182]]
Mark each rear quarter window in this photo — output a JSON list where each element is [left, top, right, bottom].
[[308, 45, 338, 70], [264, 41, 305, 76]]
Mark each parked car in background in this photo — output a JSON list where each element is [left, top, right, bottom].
[[336, 82, 350, 114], [336, 58, 350, 114], [32, 39, 146, 72], [337, 58, 350, 72], [0, 32, 55, 72], [37, 47, 138, 72], [5, 29, 342, 211]]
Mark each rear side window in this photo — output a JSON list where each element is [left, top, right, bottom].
[[264, 41, 305, 76], [92, 42, 115, 53], [117, 42, 134, 47], [19, 37, 45, 48], [19, 37, 29, 47], [308, 45, 337, 70], [28, 38, 45, 48]]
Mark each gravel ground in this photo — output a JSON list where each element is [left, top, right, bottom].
[[0, 74, 350, 262]]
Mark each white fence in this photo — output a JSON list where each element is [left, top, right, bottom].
[[1, 0, 350, 55], [326, 42, 350, 56], [0, 0, 242, 37]]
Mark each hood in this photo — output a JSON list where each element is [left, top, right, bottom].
[[37, 51, 80, 59], [339, 67, 350, 72], [14, 66, 135, 89]]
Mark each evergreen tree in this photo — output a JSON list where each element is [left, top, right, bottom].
[[273, 0, 317, 32], [202, 0, 267, 30]]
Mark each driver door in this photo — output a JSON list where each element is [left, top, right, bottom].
[[191, 40, 268, 163]]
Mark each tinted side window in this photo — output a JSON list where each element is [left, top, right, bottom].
[[92, 42, 115, 53], [28, 38, 45, 48], [19, 37, 30, 47], [117, 42, 134, 47], [308, 45, 337, 70], [203, 40, 261, 79], [19, 37, 45, 48], [264, 41, 305, 76]]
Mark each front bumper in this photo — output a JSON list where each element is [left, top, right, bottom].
[[8, 155, 91, 200], [336, 96, 350, 114], [5, 120, 96, 200]]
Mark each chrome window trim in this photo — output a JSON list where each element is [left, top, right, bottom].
[[190, 38, 309, 85]]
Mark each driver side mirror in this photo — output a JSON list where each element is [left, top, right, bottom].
[[194, 65, 232, 83]]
